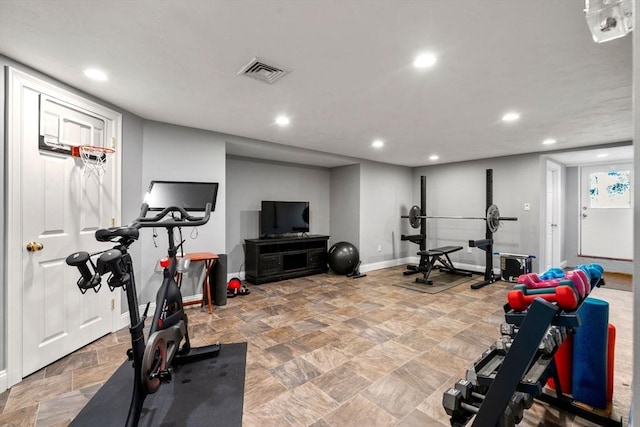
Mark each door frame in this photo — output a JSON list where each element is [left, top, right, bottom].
[[545, 161, 562, 269], [539, 158, 565, 271], [5, 67, 123, 388]]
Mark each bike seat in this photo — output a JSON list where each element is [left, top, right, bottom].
[[95, 226, 140, 242]]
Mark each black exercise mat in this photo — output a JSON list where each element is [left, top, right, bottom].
[[395, 271, 478, 294], [70, 342, 247, 427]]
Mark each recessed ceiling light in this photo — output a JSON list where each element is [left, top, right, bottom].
[[275, 115, 290, 126], [84, 68, 108, 81], [502, 112, 520, 122], [372, 140, 384, 148], [596, 153, 608, 158], [542, 138, 557, 145], [429, 155, 439, 161], [413, 53, 437, 68]]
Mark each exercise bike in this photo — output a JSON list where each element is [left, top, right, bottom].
[[66, 181, 221, 427]]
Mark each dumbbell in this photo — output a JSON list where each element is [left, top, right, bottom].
[[509, 393, 525, 424], [517, 273, 561, 288], [454, 379, 485, 402], [513, 279, 580, 300], [549, 326, 564, 346], [539, 267, 565, 280], [457, 379, 521, 424], [538, 334, 555, 355], [518, 273, 587, 300], [500, 322, 518, 338], [565, 269, 589, 298], [495, 336, 512, 353], [443, 388, 516, 426], [521, 392, 534, 409], [507, 285, 578, 312]]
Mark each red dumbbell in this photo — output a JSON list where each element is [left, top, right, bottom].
[[507, 285, 579, 312]]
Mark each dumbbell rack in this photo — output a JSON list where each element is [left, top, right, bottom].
[[461, 298, 622, 427]]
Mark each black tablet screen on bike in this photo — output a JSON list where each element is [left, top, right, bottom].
[[145, 181, 219, 212]]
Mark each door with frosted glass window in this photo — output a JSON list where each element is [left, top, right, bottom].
[[580, 164, 632, 260]]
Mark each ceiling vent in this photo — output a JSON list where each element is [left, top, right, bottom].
[[237, 57, 290, 84]]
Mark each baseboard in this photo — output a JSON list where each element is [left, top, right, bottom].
[[360, 257, 416, 273], [232, 259, 500, 281], [0, 369, 7, 394], [227, 272, 244, 282]]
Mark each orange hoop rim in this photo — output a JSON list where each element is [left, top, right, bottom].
[[78, 145, 115, 154]]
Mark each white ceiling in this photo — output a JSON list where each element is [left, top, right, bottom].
[[0, 0, 633, 168]]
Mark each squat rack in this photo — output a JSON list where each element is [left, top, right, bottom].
[[401, 169, 517, 289]]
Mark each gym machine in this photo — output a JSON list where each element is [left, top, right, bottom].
[[401, 169, 517, 289]]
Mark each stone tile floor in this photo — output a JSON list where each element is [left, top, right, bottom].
[[0, 267, 632, 426]]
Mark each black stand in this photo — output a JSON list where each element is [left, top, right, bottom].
[[402, 176, 427, 275], [347, 260, 367, 279], [469, 169, 501, 290], [453, 297, 622, 427]]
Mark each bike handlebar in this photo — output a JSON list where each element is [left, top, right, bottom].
[[133, 203, 212, 228]]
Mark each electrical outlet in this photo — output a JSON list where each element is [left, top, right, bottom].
[[377, 245, 382, 252], [524, 203, 531, 211]]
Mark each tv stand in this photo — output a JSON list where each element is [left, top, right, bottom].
[[245, 235, 329, 284]]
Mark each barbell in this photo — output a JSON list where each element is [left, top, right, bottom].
[[402, 204, 517, 233]]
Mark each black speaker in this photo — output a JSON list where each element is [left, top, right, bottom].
[[210, 253, 228, 306]]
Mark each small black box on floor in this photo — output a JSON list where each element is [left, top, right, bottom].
[[500, 254, 533, 282]]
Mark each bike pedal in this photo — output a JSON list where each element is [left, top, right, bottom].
[[126, 348, 134, 361], [154, 368, 173, 383]]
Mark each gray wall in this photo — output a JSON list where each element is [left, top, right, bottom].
[[359, 161, 414, 265], [138, 121, 226, 303], [120, 114, 144, 312], [413, 155, 540, 272], [329, 164, 360, 248], [225, 156, 331, 275]]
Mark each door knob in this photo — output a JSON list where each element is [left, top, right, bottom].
[[26, 241, 44, 252]]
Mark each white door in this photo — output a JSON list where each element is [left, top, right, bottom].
[[7, 69, 121, 381], [580, 164, 633, 260], [544, 163, 562, 270]]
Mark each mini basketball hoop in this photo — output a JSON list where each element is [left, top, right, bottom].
[[78, 145, 115, 177]]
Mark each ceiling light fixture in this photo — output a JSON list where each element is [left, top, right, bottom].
[[84, 68, 108, 81], [502, 112, 520, 122], [275, 115, 290, 126], [542, 138, 557, 145], [429, 155, 439, 161], [372, 140, 384, 149], [596, 153, 609, 158], [413, 53, 437, 68]]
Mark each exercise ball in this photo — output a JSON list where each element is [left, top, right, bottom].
[[328, 241, 360, 275]]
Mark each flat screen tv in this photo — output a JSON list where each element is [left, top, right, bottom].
[[145, 181, 219, 211], [261, 201, 309, 237]]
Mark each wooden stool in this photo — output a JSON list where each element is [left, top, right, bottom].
[[182, 252, 218, 314]]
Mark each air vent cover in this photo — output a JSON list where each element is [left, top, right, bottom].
[[237, 57, 289, 84]]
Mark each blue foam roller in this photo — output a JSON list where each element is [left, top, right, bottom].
[[572, 297, 609, 408]]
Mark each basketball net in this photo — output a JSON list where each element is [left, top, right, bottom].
[[78, 145, 115, 178]]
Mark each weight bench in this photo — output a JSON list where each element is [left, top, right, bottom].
[[405, 245, 471, 285]]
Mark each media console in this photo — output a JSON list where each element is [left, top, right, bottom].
[[244, 235, 329, 284]]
